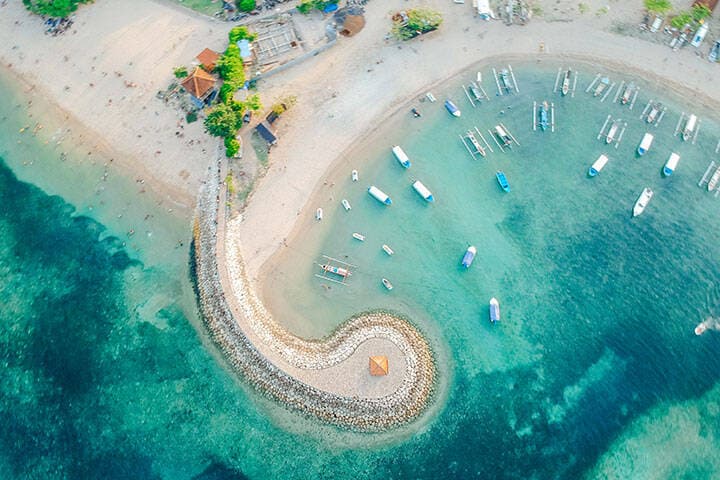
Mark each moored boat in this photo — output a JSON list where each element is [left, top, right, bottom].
[[496, 171, 510, 192], [445, 99, 461, 117], [561, 69, 571, 96], [381, 278, 393, 290], [500, 69, 512, 93], [392, 145, 412, 169], [316, 208, 323, 220], [695, 322, 707, 335], [707, 166, 720, 191], [321, 263, 350, 278], [606, 121, 619, 144], [461, 246, 477, 268], [411, 107, 422, 118], [489, 297, 500, 323], [494, 125, 512, 147], [663, 153, 680, 176], [593, 77, 610, 97], [646, 102, 662, 124], [538, 101, 549, 131], [637, 133, 654, 156], [620, 83, 635, 105], [469, 81, 483, 102], [588, 154, 609, 177], [412, 180, 435, 202], [382, 244, 394, 256], [682, 114, 697, 142], [352, 232, 365, 241], [466, 130, 486, 157], [368, 185, 392, 205], [341, 199, 351, 211], [633, 187, 654, 217], [351, 169, 359, 182]]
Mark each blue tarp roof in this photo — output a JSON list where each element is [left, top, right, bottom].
[[323, 3, 338, 13], [237, 39, 252, 59]]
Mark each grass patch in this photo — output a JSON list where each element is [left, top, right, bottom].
[[225, 173, 236, 197], [250, 131, 269, 167], [531, 5, 543, 16], [578, 2, 589, 14], [596, 6, 609, 16]]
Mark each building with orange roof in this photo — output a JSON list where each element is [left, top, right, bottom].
[[181, 67, 217, 102], [196, 48, 220, 71]]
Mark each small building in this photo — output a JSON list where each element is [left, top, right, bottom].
[[693, 0, 718, 12], [181, 67, 217, 104], [369, 356, 389, 376], [255, 121, 277, 146], [196, 48, 220, 71]]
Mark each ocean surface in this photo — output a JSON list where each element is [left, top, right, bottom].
[[3, 60, 720, 479]]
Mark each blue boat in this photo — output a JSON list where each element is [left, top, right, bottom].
[[637, 133, 653, 156], [489, 297, 500, 323], [588, 154, 609, 177], [538, 101, 549, 131], [461, 246, 477, 268], [368, 185, 392, 205], [445, 99, 461, 117], [496, 171, 510, 192]]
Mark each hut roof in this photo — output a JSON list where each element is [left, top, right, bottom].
[[693, 0, 718, 11], [181, 67, 216, 99], [196, 48, 220, 71], [340, 14, 366, 37], [256, 121, 277, 145], [369, 356, 389, 376]]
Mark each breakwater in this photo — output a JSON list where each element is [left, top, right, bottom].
[[192, 158, 437, 431]]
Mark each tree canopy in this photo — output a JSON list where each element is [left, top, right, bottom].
[[228, 26, 257, 43], [205, 102, 244, 139], [22, 0, 91, 18], [392, 8, 443, 41], [644, 0, 673, 15]]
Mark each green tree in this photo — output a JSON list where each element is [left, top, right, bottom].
[[224, 136, 240, 157], [670, 11, 691, 29], [297, 0, 338, 14], [692, 3, 711, 22], [204, 103, 244, 138], [218, 83, 236, 104], [392, 8, 443, 41], [173, 66, 188, 79], [228, 26, 257, 43], [215, 44, 245, 89], [244, 94, 263, 112], [23, 0, 91, 17], [644, 0, 673, 15], [237, 0, 256, 13]]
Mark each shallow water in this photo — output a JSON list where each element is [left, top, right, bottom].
[[2, 59, 720, 479]]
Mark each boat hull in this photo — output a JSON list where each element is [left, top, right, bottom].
[[489, 298, 500, 323], [445, 100, 461, 117], [368, 186, 392, 205], [496, 171, 510, 192], [462, 246, 477, 268]]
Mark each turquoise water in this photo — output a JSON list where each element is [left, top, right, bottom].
[[3, 60, 720, 479]]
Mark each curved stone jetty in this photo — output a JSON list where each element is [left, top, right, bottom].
[[193, 159, 437, 431]]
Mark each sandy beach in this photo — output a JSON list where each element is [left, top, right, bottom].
[[3, 0, 720, 431]]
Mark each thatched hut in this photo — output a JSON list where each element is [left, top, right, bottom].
[[369, 356, 389, 376]]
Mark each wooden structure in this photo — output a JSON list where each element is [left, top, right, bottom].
[[369, 356, 389, 376], [181, 67, 217, 101], [196, 48, 220, 71]]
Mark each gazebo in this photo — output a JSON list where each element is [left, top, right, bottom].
[[340, 14, 366, 37], [369, 356, 389, 376], [181, 67, 217, 103]]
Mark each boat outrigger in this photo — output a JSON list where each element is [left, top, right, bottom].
[[465, 130, 486, 157], [593, 77, 610, 97], [588, 154, 609, 177], [496, 171, 510, 192], [368, 185, 392, 205], [392, 145, 411, 169], [412, 180, 435, 202], [633, 188, 654, 217], [445, 99, 461, 117], [489, 297, 500, 323], [461, 246, 477, 268], [707, 166, 720, 192], [637, 133, 653, 156], [663, 153, 680, 176]]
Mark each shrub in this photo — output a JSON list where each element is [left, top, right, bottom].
[[670, 11, 691, 29], [228, 25, 257, 43], [205, 103, 244, 138], [237, 0, 255, 13], [244, 94, 263, 112], [644, 0, 673, 15], [186, 111, 198, 123], [224, 136, 240, 157], [23, 0, 91, 18], [578, 3, 589, 14], [216, 44, 245, 89], [692, 3, 711, 23], [173, 66, 188, 78], [219, 83, 236, 104], [297, 0, 337, 14]]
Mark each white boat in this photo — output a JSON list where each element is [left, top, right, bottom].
[[341, 199, 351, 211], [588, 154, 609, 177], [695, 322, 707, 335], [691, 22, 709, 47], [412, 180, 435, 202], [489, 297, 500, 323], [606, 122, 619, 144], [708, 166, 720, 191], [426, 92, 436, 102], [646, 103, 661, 124], [476, 71, 482, 83], [351, 169, 359, 182], [561, 69, 571, 96], [382, 278, 393, 290], [382, 244, 394, 256], [633, 188, 654, 217], [352, 232, 365, 241], [392, 145, 411, 169], [663, 153, 680, 176], [368, 185, 392, 205], [315, 208, 323, 220], [682, 114, 697, 142], [465, 130, 486, 157], [461, 246, 477, 268], [637, 133, 653, 156]]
